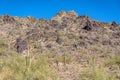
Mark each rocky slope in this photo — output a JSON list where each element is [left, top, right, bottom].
[[0, 11, 120, 55], [0, 11, 120, 80]]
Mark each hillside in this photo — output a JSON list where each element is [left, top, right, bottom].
[[0, 11, 120, 80]]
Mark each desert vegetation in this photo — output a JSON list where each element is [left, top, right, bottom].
[[0, 11, 120, 80]]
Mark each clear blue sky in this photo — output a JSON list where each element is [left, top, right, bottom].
[[0, 0, 120, 23]]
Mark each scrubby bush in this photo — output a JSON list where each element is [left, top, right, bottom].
[[0, 51, 59, 80]]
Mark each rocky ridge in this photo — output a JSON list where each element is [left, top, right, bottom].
[[0, 11, 120, 56]]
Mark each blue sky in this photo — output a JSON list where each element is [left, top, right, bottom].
[[0, 0, 120, 23]]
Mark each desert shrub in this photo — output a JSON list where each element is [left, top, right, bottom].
[[0, 48, 18, 57], [105, 55, 120, 66], [79, 57, 118, 80], [0, 39, 4, 44], [0, 52, 59, 80], [54, 53, 73, 66], [92, 58, 106, 80]]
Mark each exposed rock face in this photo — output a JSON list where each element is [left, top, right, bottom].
[[111, 21, 119, 27], [0, 11, 120, 54], [14, 38, 27, 53], [110, 21, 119, 30], [56, 36, 63, 44], [83, 25, 92, 31]]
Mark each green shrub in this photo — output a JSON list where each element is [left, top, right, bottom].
[[0, 53, 59, 80], [92, 58, 106, 80], [105, 55, 120, 66], [91, 58, 118, 80], [0, 48, 18, 57], [54, 53, 72, 65], [0, 39, 4, 44]]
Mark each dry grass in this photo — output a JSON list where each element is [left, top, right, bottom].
[[0, 50, 59, 80]]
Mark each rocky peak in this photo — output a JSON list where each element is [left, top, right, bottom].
[[56, 11, 67, 18], [51, 11, 78, 23], [67, 10, 78, 17]]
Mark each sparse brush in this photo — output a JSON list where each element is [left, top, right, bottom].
[[54, 53, 72, 66], [91, 58, 106, 80], [105, 55, 120, 66], [93, 57, 120, 80], [0, 52, 59, 80]]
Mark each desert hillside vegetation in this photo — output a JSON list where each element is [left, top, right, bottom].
[[0, 11, 120, 80]]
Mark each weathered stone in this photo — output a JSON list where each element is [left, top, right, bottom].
[[56, 37, 63, 44], [72, 44, 77, 49], [83, 25, 92, 31], [111, 21, 118, 27], [14, 38, 27, 53]]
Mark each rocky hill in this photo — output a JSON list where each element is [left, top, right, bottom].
[[0, 11, 120, 80], [0, 11, 120, 55]]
